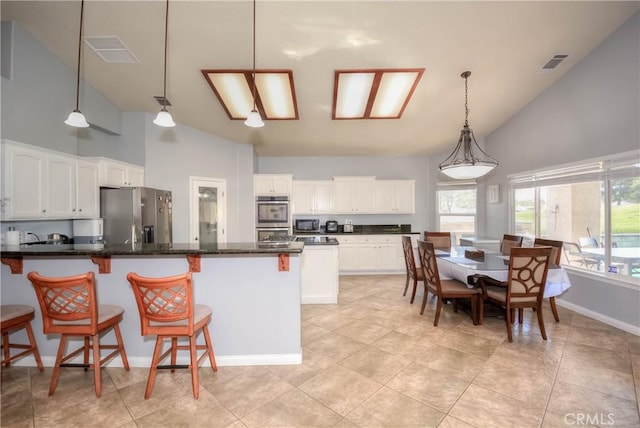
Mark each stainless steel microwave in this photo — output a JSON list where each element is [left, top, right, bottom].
[[295, 219, 320, 232], [256, 196, 290, 228]]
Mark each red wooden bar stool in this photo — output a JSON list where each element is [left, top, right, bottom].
[[1, 305, 44, 371], [27, 271, 129, 397]]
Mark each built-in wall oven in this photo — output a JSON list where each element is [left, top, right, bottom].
[[255, 195, 291, 241]]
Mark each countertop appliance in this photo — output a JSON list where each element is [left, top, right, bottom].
[[73, 219, 104, 245], [295, 219, 320, 233], [100, 187, 172, 244], [325, 220, 338, 233], [343, 219, 354, 233], [46, 233, 70, 245]]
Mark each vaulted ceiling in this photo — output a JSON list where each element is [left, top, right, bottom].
[[2, 1, 638, 156]]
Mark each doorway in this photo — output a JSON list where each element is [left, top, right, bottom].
[[189, 177, 226, 244]]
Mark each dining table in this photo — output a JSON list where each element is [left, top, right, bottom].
[[434, 246, 572, 298]]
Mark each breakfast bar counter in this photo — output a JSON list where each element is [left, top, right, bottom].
[[1, 242, 304, 368]]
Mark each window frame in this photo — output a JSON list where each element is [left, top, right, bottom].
[[437, 181, 478, 243]]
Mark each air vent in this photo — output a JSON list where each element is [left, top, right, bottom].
[[540, 54, 569, 72], [154, 96, 172, 107], [84, 36, 140, 64]]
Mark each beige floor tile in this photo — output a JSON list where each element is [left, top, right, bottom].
[[306, 310, 358, 331], [33, 390, 133, 428], [241, 389, 342, 427], [370, 331, 430, 360], [266, 349, 335, 387], [332, 418, 359, 427], [449, 384, 544, 428], [206, 367, 294, 418], [436, 415, 477, 428], [487, 341, 562, 378], [298, 365, 381, 416], [386, 362, 470, 413], [105, 366, 148, 390], [557, 358, 636, 401], [473, 360, 554, 408], [541, 410, 599, 427], [301, 304, 333, 320], [301, 320, 330, 345], [547, 380, 640, 426], [562, 341, 631, 374], [0, 386, 34, 427], [334, 320, 391, 344], [303, 331, 367, 362], [432, 330, 502, 359], [134, 388, 237, 427], [346, 386, 445, 427], [339, 346, 411, 384], [414, 343, 486, 382]]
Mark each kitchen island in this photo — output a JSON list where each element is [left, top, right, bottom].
[[1, 242, 304, 368], [296, 236, 340, 304]]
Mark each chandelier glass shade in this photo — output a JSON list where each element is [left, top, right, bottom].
[[439, 71, 498, 179]]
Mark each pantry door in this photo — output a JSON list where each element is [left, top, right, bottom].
[[189, 177, 226, 244]]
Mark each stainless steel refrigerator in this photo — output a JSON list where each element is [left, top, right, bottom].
[[100, 187, 172, 244]]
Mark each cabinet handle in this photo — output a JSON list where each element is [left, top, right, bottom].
[[42, 209, 46, 213], [79, 209, 82, 212], [72, 208, 76, 212]]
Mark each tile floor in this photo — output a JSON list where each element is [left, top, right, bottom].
[[2, 274, 639, 427]]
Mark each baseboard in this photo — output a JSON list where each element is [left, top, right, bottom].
[[8, 351, 304, 368], [556, 299, 640, 336]]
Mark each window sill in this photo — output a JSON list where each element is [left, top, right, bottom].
[[562, 265, 640, 290]]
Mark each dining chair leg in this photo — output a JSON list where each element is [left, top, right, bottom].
[[452, 299, 459, 313], [189, 335, 199, 399], [536, 303, 548, 340], [170, 337, 178, 373], [510, 309, 516, 324], [403, 275, 409, 297], [505, 306, 513, 342], [419, 285, 429, 315], [49, 335, 68, 396], [518, 308, 524, 324], [2, 333, 10, 366], [409, 278, 418, 304], [433, 298, 443, 327], [202, 325, 218, 372], [477, 297, 484, 325], [549, 297, 560, 322], [83, 336, 90, 371], [92, 334, 102, 397], [470, 296, 478, 325]]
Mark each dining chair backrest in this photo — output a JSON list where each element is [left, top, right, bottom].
[[402, 235, 418, 276], [127, 271, 195, 336], [501, 234, 523, 254], [533, 238, 563, 264], [424, 231, 451, 249], [417, 240, 442, 294], [27, 271, 98, 335], [578, 237, 599, 249], [506, 247, 552, 304]]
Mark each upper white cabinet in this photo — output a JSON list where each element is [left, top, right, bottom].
[[1, 141, 100, 220], [292, 181, 333, 214], [254, 174, 292, 195], [98, 159, 145, 187], [333, 176, 375, 214], [374, 180, 415, 214]]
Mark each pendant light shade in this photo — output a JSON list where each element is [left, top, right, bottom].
[[154, 0, 175, 128], [244, 0, 264, 128], [65, 0, 89, 128], [439, 71, 498, 180]]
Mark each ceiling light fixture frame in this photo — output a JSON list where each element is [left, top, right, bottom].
[[153, 0, 175, 127], [244, 0, 264, 128], [438, 71, 498, 180], [64, 0, 89, 128]]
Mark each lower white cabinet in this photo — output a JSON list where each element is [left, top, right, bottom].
[[300, 244, 339, 304], [337, 234, 406, 273]]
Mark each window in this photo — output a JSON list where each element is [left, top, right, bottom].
[[510, 151, 640, 280], [437, 182, 477, 245]]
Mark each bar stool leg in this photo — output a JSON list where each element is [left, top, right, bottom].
[[25, 322, 44, 371], [202, 326, 217, 372]]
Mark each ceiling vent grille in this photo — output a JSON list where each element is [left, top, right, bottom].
[[84, 36, 140, 64], [154, 96, 172, 107], [540, 54, 569, 72]]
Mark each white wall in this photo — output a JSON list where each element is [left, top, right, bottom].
[[482, 12, 640, 332]]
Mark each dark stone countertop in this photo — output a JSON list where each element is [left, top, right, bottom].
[[0, 242, 304, 257], [294, 223, 418, 236]]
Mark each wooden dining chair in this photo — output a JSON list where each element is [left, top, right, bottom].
[[480, 247, 552, 342], [27, 271, 129, 397], [534, 238, 563, 322], [424, 231, 452, 249], [1, 305, 44, 371], [417, 240, 480, 326], [401, 235, 425, 304], [500, 234, 523, 254], [127, 271, 217, 399]]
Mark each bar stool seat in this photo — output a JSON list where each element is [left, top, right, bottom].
[[1, 304, 44, 371]]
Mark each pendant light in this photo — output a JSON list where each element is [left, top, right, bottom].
[[439, 71, 498, 180], [244, 0, 264, 128], [153, 0, 176, 127], [64, 0, 89, 128]]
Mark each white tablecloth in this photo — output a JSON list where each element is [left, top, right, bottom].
[[436, 257, 572, 298]]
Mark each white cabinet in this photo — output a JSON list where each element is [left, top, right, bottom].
[[1, 142, 100, 220], [254, 174, 293, 195], [98, 159, 145, 187], [374, 180, 415, 214], [333, 176, 375, 214], [301, 244, 339, 304], [337, 234, 405, 273], [292, 181, 333, 214]]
